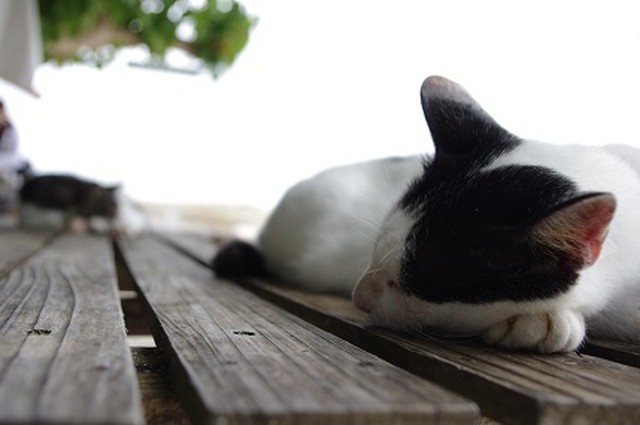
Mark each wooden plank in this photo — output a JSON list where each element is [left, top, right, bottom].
[[0, 230, 55, 277], [155, 232, 216, 266], [583, 340, 640, 368], [159, 234, 640, 425], [118, 236, 479, 425], [0, 234, 144, 425], [160, 233, 640, 371], [244, 281, 640, 425]]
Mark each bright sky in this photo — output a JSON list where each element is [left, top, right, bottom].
[[2, 1, 640, 210]]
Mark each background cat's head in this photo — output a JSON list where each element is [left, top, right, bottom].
[[79, 182, 119, 219], [352, 76, 616, 337]]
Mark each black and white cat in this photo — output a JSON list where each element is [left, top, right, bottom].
[[213, 76, 640, 353]]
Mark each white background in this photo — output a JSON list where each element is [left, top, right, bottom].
[[2, 0, 640, 210]]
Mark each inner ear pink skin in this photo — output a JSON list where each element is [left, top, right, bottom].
[[578, 196, 615, 266], [533, 193, 616, 268]]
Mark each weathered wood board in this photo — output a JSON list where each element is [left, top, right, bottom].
[[0, 234, 144, 425], [162, 233, 640, 425], [582, 339, 640, 368], [0, 230, 54, 278], [244, 280, 640, 425], [119, 236, 479, 425]]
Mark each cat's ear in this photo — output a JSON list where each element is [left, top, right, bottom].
[[420, 76, 516, 155], [530, 193, 616, 268]]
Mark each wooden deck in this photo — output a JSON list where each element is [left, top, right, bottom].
[[1, 230, 639, 425]]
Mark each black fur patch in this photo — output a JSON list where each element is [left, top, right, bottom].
[[212, 240, 266, 278], [400, 164, 580, 304], [398, 88, 582, 304], [423, 98, 519, 157]]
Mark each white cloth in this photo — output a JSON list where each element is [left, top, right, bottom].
[[0, 125, 23, 170], [0, 0, 42, 94]]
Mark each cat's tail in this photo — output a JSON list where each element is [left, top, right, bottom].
[[211, 239, 267, 279]]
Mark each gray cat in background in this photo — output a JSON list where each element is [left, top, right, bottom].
[[20, 174, 145, 236]]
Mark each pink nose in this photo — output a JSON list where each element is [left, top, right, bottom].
[[352, 274, 383, 313], [352, 288, 372, 313]]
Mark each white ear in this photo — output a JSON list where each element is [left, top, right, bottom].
[[531, 193, 616, 267]]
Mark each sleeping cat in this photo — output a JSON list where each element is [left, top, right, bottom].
[[19, 174, 146, 235], [213, 76, 640, 353]]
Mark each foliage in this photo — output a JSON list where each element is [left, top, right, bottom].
[[38, 0, 255, 76]]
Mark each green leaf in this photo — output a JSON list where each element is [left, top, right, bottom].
[[38, 0, 255, 76]]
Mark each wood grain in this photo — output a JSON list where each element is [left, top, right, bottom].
[[161, 234, 640, 425], [0, 230, 55, 278], [119, 236, 479, 425], [583, 339, 640, 368], [244, 280, 640, 425], [0, 234, 144, 425]]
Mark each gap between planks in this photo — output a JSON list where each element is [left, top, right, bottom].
[[115, 236, 480, 425]]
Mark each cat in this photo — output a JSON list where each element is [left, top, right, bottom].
[[19, 174, 146, 236], [213, 76, 640, 353]]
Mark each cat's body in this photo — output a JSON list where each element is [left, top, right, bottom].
[[214, 76, 640, 353], [19, 174, 146, 235], [257, 156, 424, 294]]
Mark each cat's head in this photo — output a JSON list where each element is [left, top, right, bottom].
[[351, 76, 616, 337], [79, 183, 119, 219]]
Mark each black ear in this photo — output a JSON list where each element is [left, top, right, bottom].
[[529, 193, 616, 268], [420, 76, 517, 156]]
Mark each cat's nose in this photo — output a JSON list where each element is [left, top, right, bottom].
[[352, 287, 372, 313], [352, 273, 383, 313]]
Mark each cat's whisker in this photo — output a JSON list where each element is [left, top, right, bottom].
[[363, 267, 383, 278], [351, 214, 379, 232], [354, 227, 376, 242], [382, 161, 392, 186], [377, 246, 401, 268]]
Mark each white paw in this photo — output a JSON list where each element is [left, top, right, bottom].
[[483, 310, 586, 353]]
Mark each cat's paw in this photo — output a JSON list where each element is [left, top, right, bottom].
[[483, 311, 585, 353]]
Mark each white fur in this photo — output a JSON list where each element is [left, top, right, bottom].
[[255, 76, 640, 353], [257, 142, 640, 351], [112, 188, 148, 237], [259, 139, 640, 352], [258, 157, 423, 294], [491, 141, 640, 340]]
